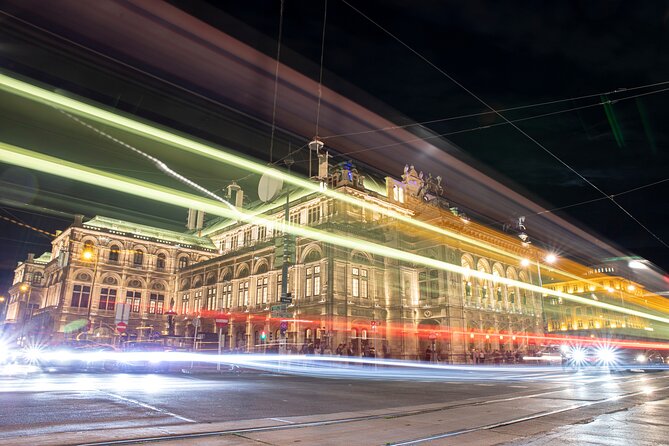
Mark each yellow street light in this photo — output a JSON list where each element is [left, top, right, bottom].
[[19, 284, 29, 292], [82, 249, 94, 260], [0, 296, 5, 303]]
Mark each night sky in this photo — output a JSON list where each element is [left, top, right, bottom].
[[1, 1, 668, 294]]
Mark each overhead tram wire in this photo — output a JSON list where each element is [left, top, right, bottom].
[[0, 212, 56, 238], [326, 85, 669, 159], [57, 109, 242, 217], [320, 78, 669, 140], [268, 0, 285, 164], [535, 177, 669, 216], [341, 0, 669, 250]]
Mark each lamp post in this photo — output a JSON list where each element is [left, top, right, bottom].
[[82, 246, 99, 340], [521, 253, 557, 345], [18, 283, 30, 345]]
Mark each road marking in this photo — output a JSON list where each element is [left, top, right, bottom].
[[99, 391, 196, 423], [509, 385, 528, 388], [476, 383, 494, 386], [269, 418, 295, 424]]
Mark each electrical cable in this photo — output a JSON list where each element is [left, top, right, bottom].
[[341, 0, 669, 250], [328, 86, 669, 158], [321, 79, 669, 140], [57, 109, 241, 216], [268, 0, 285, 164]]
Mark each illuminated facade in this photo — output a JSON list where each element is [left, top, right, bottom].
[[5, 162, 598, 361], [542, 275, 665, 338], [177, 163, 544, 362], [5, 215, 215, 343]]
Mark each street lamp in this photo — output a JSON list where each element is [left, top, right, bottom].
[[521, 253, 557, 340], [81, 245, 99, 339]]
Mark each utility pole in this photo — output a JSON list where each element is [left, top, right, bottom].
[[279, 157, 294, 354]]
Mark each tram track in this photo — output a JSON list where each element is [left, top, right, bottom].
[[76, 373, 669, 446]]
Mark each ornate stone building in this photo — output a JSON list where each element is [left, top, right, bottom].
[[6, 215, 216, 343], [5, 162, 555, 361], [176, 163, 544, 362]]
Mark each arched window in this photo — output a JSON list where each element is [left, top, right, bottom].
[[133, 250, 144, 266], [156, 253, 166, 270], [178, 256, 189, 269], [108, 245, 120, 263]]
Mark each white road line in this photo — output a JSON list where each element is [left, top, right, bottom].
[[99, 391, 196, 423], [269, 418, 295, 424], [509, 385, 528, 388]]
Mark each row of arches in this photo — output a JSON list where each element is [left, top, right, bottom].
[[78, 237, 208, 270], [72, 270, 170, 291]]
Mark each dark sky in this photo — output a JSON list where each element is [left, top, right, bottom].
[[1, 0, 668, 293]]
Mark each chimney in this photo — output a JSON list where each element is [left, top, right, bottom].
[[186, 208, 197, 230], [318, 150, 329, 179], [235, 189, 244, 208], [73, 214, 84, 227], [227, 181, 244, 208], [27, 253, 35, 262], [195, 210, 205, 230]]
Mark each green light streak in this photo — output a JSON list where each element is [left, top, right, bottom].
[[0, 72, 590, 286], [1, 140, 668, 327]]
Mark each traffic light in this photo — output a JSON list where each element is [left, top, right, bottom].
[[260, 331, 267, 341], [371, 320, 377, 330]]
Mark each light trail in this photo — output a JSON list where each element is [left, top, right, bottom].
[[1, 140, 669, 326], [19, 350, 669, 382], [0, 72, 604, 289]]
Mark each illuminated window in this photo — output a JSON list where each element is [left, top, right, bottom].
[[149, 293, 164, 314], [206, 288, 216, 310], [256, 277, 268, 305], [306, 267, 313, 297], [238, 281, 249, 307], [308, 206, 321, 224], [314, 266, 321, 296], [71, 284, 90, 308], [98, 288, 116, 311], [193, 290, 202, 313], [126, 290, 141, 313], [222, 283, 232, 309], [258, 225, 267, 241]]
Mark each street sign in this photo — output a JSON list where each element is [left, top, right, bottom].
[[215, 318, 229, 328], [116, 321, 127, 333], [429, 332, 437, 340], [279, 321, 288, 333], [193, 317, 201, 328], [115, 303, 130, 324], [280, 296, 292, 304]]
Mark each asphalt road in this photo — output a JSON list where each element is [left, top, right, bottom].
[[1, 365, 668, 445]]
